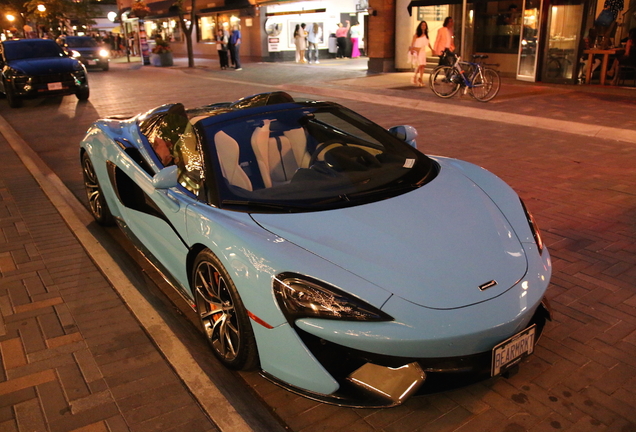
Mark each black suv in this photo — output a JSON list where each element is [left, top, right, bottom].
[[0, 39, 89, 108], [65, 36, 110, 71]]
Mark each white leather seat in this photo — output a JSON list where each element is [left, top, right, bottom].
[[251, 120, 310, 188], [214, 131, 253, 191]]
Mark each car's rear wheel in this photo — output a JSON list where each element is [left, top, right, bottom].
[[81, 152, 115, 225], [76, 87, 90, 101], [4, 81, 22, 108], [193, 250, 259, 370]]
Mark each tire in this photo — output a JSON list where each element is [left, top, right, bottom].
[[430, 66, 461, 98], [5, 82, 22, 108], [193, 250, 259, 370], [470, 68, 501, 102], [81, 152, 115, 225], [102, 62, 109, 71], [76, 87, 90, 101]]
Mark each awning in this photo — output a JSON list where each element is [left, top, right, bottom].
[[199, 0, 251, 13], [407, 0, 464, 15], [146, 0, 180, 19]]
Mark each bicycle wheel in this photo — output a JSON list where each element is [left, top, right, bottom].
[[470, 68, 501, 102], [430, 66, 461, 98]]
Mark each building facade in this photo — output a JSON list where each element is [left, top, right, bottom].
[[116, 0, 634, 82]]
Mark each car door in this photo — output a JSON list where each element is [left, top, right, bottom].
[[112, 112, 206, 296]]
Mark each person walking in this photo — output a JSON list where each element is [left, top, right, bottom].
[[409, 21, 434, 86], [216, 28, 229, 69], [434, 16, 455, 57], [335, 20, 350, 59], [228, 25, 242, 70], [307, 23, 322, 64]]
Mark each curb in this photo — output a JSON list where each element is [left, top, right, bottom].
[[0, 114, 255, 432]]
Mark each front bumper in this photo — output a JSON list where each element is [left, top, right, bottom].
[[264, 298, 552, 408], [80, 57, 109, 68], [10, 72, 88, 97]]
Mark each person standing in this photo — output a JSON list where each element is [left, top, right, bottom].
[[434, 16, 455, 56], [307, 23, 322, 64], [350, 22, 361, 58], [229, 25, 242, 70], [335, 20, 350, 59], [216, 28, 229, 69], [293, 24, 307, 63], [409, 21, 434, 86]]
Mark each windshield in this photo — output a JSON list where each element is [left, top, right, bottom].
[[3, 40, 66, 61], [66, 37, 99, 48], [198, 104, 438, 212]]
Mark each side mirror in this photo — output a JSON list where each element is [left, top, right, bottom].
[[388, 125, 418, 148], [152, 165, 179, 189]]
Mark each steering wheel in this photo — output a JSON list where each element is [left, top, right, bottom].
[[309, 139, 347, 167]]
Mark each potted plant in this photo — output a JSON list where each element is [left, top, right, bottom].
[[131, 0, 150, 18], [151, 37, 173, 67]]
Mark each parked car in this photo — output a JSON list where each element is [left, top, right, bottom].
[[0, 39, 89, 108], [64, 36, 109, 71], [79, 91, 552, 407]]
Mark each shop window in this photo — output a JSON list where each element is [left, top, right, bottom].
[[199, 16, 216, 42], [474, 1, 521, 53]]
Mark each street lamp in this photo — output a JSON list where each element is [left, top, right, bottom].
[[6, 14, 15, 22], [37, 4, 46, 12]]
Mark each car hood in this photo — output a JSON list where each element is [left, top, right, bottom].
[[251, 166, 528, 309], [8, 57, 79, 75]]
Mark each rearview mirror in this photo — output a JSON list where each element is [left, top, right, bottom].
[[388, 125, 418, 148], [152, 165, 179, 189]]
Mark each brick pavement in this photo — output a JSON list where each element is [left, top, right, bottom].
[[2, 58, 636, 432], [0, 132, 218, 432]]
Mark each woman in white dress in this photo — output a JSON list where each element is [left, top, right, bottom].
[[294, 24, 307, 63], [409, 21, 434, 86]]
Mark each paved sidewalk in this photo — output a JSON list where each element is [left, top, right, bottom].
[[0, 131, 219, 431]]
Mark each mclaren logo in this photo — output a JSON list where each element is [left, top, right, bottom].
[[479, 280, 498, 291]]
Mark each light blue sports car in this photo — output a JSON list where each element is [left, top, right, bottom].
[[79, 92, 552, 407]]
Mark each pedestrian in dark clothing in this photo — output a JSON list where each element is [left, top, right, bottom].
[[216, 29, 229, 69], [228, 25, 242, 70]]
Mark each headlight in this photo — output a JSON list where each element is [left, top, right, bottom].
[[99, 49, 109, 58], [71, 50, 81, 58], [520, 199, 544, 254], [273, 273, 393, 322]]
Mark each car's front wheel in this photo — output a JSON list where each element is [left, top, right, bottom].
[[4, 81, 22, 108], [193, 250, 259, 370], [76, 87, 90, 101], [81, 152, 114, 225]]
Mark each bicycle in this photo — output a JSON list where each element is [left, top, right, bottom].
[[429, 54, 501, 102]]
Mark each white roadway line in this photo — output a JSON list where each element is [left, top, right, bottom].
[[0, 114, 254, 432], [279, 84, 636, 144]]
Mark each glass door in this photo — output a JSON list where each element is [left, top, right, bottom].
[[516, 0, 542, 81], [541, 1, 584, 83]]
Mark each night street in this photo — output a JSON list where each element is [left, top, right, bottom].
[[1, 58, 636, 432]]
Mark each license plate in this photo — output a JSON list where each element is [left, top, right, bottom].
[[491, 324, 536, 376], [47, 82, 63, 91], [88, 60, 96, 65]]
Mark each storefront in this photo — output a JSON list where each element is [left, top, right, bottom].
[[405, 0, 602, 82], [260, 0, 368, 62]]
